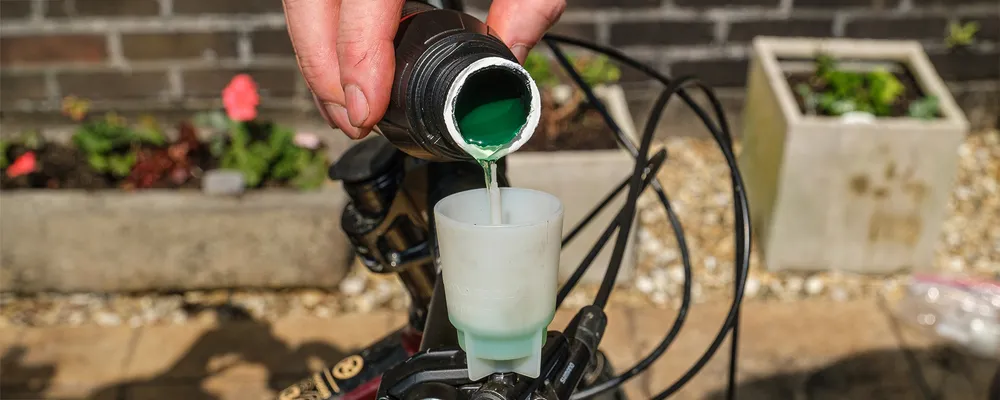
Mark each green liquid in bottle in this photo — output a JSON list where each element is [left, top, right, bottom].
[[457, 98, 526, 149]]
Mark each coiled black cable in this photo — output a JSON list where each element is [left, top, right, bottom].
[[542, 34, 752, 400]]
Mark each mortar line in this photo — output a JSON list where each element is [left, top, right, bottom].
[[119, 326, 145, 384], [159, 0, 172, 16]]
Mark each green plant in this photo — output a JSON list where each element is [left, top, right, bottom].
[[72, 112, 166, 178], [523, 51, 621, 89], [0, 140, 9, 169], [524, 51, 558, 88], [946, 21, 979, 48], [574, 54, 621, 87], [908, 96, 940, 120], [221, 122, 327, 190], [799, 53, 938, 118]]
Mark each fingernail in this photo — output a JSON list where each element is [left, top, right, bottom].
[[324, 103, 363, 139], [511, 44, 530, 63], [344, 84, 369, 128]]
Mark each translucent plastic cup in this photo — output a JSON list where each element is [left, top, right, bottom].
[[434, 187, 563, 380]]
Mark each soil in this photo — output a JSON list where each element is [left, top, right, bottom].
[[517, 93, 620, 152], [1, 143, 113, 190], [1, 124, 220, 191], [780, 57, 933, 118]]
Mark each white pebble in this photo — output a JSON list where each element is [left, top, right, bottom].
[[651, 268, 670, 291], [805, 276, 825, 295], [641, 211, 659, 224], [635, 275, 655, 294], [339, 276, 366, 296], [656, 249, 679, 264], [170, 310, 188, 324], [704, 256, 718, 271], [668, 266, 685, 283], [67, 311, 84, 326], [301, 291, 323, 308], [785, 277, 804, 294], [355, 295, 376, 313], [744, 277, 761, 298], [95, 311, 121, 326], [948, 257, 965, 271], [651, 291, 668, 306], [831, 287, 849, 302]]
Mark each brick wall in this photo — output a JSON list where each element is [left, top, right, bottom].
[[0, 0, 998, 131]]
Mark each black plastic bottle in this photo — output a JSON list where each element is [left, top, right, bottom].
[[377, 1, 541, 162]]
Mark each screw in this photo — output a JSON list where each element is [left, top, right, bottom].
[[388, 252, 402, 267]]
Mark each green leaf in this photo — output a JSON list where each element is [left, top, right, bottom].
[[796, 83, 819, 115], [107, 152, 137, 178], [0, 140, 10, 169], [908, 96, 940, 120], [524, 51, 557, 88], [946, 21, 979, 48], [87, 153, 109, 172], [868, 68, 904, 108]]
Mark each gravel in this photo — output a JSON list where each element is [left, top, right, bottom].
[[2, 131, 997, 327]]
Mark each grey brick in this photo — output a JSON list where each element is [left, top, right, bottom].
[[183, 68, 299, 99], [0, 0, 33, 20], [794, 0, 872, 8], [675, 0, 780, 7], [0, 73, 47, 107], [122, 32, 240, 61], [728, 18, 834, 43], [252, 29, 294, 56], [930, 50, 1000, 81], [548, 22, 599, 42], [173, 0, 284, 14], [958, 16, 999, 43], [845, 16, 948, 40], [46, 0, 159, 17], [910, 0, 997, 7], [59, 71, 170, 99], [610, 22, 716, 46], [0, 34, 107, 65], [670, 58, 749, 88]]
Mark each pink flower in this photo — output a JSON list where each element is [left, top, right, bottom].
[[222, 74, 260, 122], [6, 152, 37, 178]]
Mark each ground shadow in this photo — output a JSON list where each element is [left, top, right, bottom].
[[1, 345, 58, 398], [83, 303, 349, 400], [705, 345, 1000, 400]]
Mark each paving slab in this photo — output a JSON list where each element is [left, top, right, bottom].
[[1, 299, 995, 399], [1, 324, 138, 399]]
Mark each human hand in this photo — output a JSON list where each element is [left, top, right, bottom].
[[282, 0, 566, 139]]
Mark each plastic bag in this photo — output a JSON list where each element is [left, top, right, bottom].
[[890, 273, 1000, 359]]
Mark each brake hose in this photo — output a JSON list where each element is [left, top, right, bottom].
[[540, 34, 752, 400]]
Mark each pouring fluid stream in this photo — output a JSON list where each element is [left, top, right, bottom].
[[457, 96, 527, 225]]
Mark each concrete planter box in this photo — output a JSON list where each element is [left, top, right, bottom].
[[0, 84, 639, 293], [739, 37, 969, 273], [0, 188, 352, 292], [508, 84, 641, 284]]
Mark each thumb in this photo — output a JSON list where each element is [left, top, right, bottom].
[[486, 0, 566, 62], [336, 0, 405, 132]]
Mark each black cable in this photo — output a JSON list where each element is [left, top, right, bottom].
[[556, 149, 668, 307], [571, 176, 693, 399], [543, 35, 751, 399]]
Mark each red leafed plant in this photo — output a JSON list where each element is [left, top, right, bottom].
[[124, 122, 202, 189]]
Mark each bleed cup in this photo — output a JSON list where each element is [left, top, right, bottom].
[[433, 187, 563, 380]]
